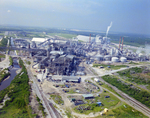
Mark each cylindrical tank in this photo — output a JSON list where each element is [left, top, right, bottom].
[[104, 55, 111, 61], [139, 53, 144, 57], [120, 57, 127, 62], [111, 57, 119, 62]]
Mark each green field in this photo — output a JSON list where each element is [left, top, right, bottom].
[[93, 104, 148, 118], [93, 64, 127, 70]]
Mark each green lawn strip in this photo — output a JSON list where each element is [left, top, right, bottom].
[[0, 58, 35, 118], [50, 94, 64, 105], [9, 56, 13, 66], [93, 64, 127, 70], [101, 84, 122, 97], [128, 61, 139, 65], [102, 75, 150, 108]]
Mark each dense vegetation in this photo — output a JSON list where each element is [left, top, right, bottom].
[[9, 56, 13, 66], [0, 58, 35, 118], [0, 37, 8, 47], [0, 68, 10, 84], [102, 75, 150, 108]]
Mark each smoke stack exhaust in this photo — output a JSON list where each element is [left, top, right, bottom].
[[106, 21, 113, 37]]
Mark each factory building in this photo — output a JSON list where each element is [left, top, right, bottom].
[[82, 94, 94, 99]]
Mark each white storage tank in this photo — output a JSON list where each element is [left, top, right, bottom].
[[120, 57, 127, 62], [111, 57, 119, 62]]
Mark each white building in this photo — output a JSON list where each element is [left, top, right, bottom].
[[94, 78, 100, 82]]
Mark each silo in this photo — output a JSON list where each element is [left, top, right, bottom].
[[120, 57, 127, 62], [111, 57, 119, 62]]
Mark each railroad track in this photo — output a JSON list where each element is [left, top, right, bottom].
[[120, 93, 150, 116], [27, 65, 62, 118], [100, 78, 150, 117]]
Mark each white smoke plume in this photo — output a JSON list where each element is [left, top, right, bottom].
[[136, 46, 142, 54], [106, 21, 113, 37]]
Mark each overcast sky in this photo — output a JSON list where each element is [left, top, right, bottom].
[[0, 0, 150, 35]]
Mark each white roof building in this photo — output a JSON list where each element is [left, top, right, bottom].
[[32, 38, 47, 42]]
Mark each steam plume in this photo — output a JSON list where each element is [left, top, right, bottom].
[[106, 22, 112, 37]]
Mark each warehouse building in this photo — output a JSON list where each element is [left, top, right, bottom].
[[82, 94, 94, 99]]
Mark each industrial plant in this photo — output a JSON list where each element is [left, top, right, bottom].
[[12, 34, 150, 82]]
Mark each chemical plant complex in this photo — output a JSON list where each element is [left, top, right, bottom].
[[14, 34, 149, 81], [1, 30, 150, 118]]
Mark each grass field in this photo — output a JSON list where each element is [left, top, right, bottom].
[[0, 54, 5, 59], [93, 103, 148, 118]]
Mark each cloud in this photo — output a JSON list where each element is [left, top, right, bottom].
[[7, 10, 11, 13]]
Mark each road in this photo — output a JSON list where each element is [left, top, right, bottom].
[[26, 64, 62, 118], [85, 63, 150, 117], [0, 54, 10, 69]]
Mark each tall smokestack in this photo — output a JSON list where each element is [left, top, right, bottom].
[[119, 37, 121, 50], [121, 37, 124, 51]]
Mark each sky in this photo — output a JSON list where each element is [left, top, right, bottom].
[[0, 0, 150, 35]]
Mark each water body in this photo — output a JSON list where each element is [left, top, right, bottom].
[[0, 58, 20, 91]]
